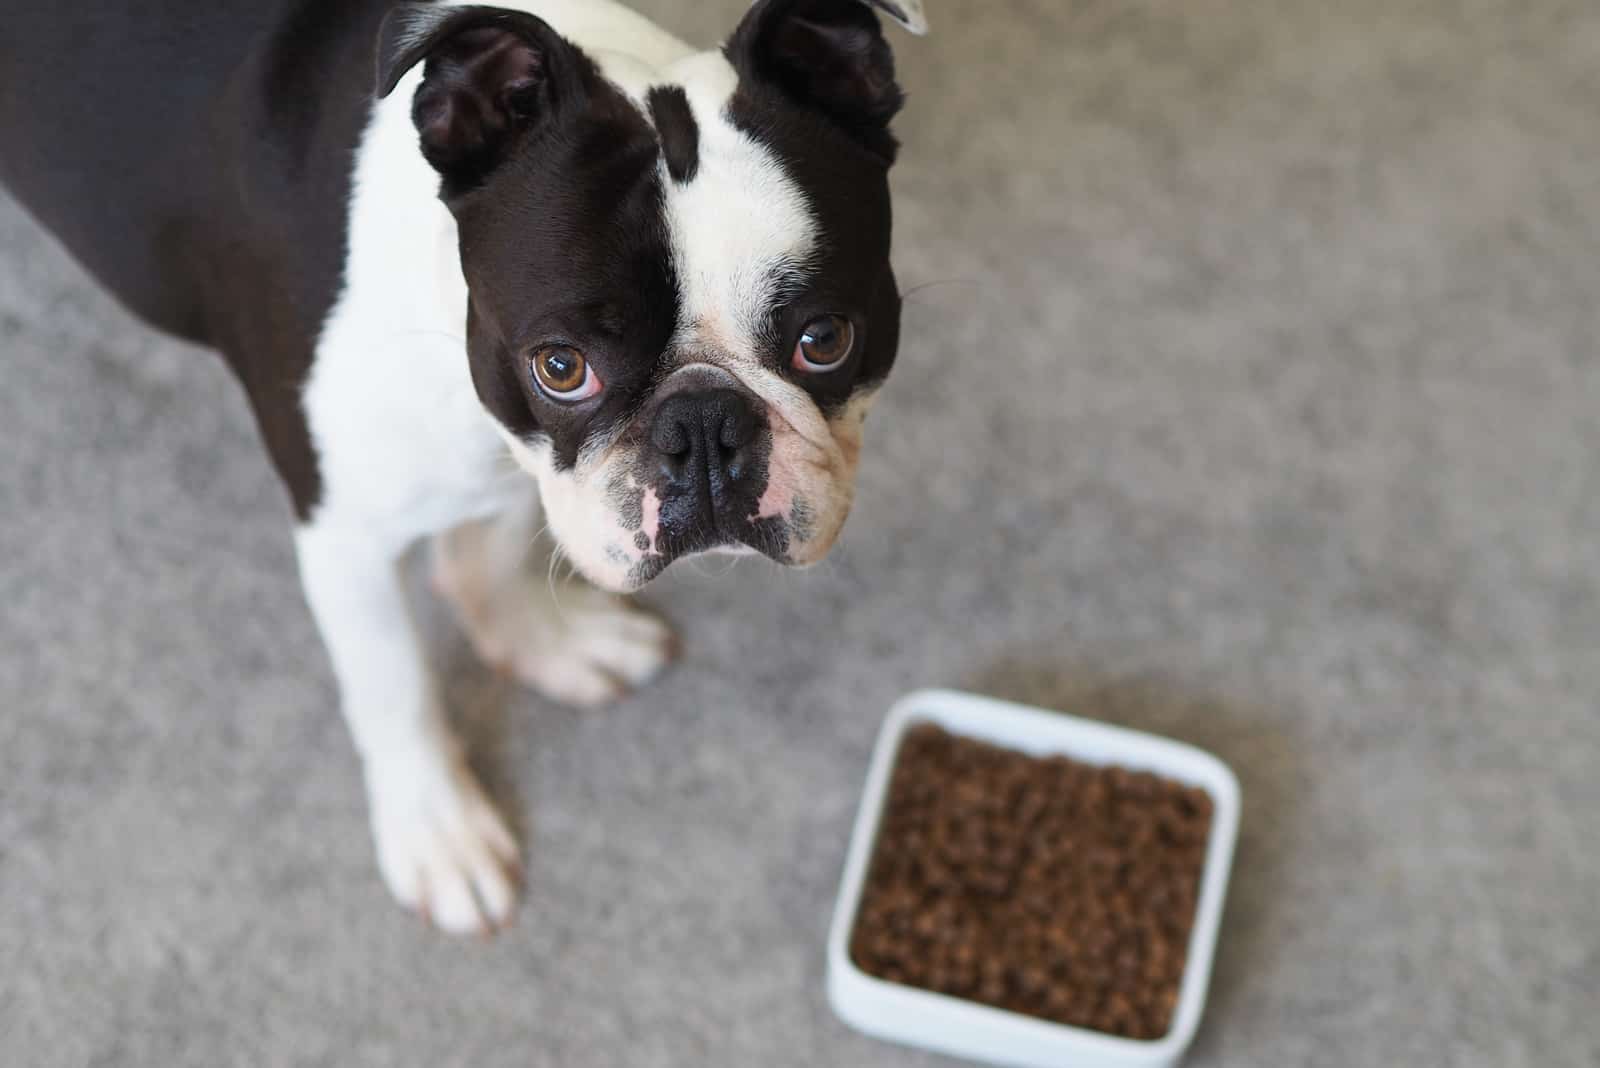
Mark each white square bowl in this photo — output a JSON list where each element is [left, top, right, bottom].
[[827, 689, 1241, 1068]]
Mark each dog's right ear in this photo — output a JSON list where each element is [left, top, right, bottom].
[[376, 4, 585, 191]]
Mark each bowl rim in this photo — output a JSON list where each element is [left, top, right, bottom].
[[825, 687, 1243, 1064]]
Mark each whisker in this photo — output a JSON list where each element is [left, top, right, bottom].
[[545, 539, 566, 616], [901, 277, 979, 304]]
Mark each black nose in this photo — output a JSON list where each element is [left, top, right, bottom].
[[650, 388, 759, 510]]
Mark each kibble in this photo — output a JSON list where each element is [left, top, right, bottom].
[[850, 724, 1213, 1041]]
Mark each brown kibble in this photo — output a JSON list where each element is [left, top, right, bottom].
[[851, 724, 1212, 1041]]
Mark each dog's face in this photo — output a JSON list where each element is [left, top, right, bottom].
[[377, 1, 923, 591]]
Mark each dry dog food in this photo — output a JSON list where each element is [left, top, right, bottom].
[[849, 724, 1213, 1040]]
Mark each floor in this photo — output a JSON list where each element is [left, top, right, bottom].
[[2, 1, 1597, 1065]]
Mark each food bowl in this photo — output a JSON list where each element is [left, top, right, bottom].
[[826, 689, 1241, 1068]]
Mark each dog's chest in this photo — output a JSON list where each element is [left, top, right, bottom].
[[304, 320, 520, 538]]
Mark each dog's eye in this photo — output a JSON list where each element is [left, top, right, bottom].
[[792, 315, 855, 373], [529, 345, 601, 400]]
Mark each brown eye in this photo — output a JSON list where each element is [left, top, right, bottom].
[[529, 345, 600, 400], [793, 315, 855, 373]]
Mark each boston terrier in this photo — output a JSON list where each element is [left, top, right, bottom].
[[0, 0, 925, 934]]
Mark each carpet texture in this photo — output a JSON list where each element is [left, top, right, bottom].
[[3, 2, 1597, 1065]]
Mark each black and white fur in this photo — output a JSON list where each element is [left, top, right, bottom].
[[0, 0, 925, 934]]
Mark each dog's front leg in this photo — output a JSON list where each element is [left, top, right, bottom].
[[295, 521, 519, 935]]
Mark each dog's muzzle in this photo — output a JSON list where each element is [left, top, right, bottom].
[[646, 387, 772, 561]]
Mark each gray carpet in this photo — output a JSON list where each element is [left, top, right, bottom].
[[3, 1, 1598, 1065]]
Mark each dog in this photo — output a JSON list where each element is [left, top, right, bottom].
[[0, 0, 925, 934]]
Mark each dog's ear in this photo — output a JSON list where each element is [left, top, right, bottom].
[[376, 4, 585, 191], [725, 0, 927, 163]]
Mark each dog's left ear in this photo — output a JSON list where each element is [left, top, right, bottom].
[[726, 0, 928, 164], [375, 4, 586, 192]]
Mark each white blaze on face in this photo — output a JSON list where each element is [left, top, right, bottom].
[[660, 52, 819, 358], [655, 53, 878, 566]]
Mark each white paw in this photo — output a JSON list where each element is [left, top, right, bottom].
[[366, 749, 521, 936], [500, 587, 676, 706], [436, 553, 677, 707]]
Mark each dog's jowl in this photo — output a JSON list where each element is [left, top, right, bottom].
[[0, 0, 925, 934]]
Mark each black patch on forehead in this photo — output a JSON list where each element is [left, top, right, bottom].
[[646, 85, 699, 183]]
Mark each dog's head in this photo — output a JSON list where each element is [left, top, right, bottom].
[[376, 0, 924, 591]]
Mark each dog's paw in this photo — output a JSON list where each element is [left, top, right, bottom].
[[435, 549, 676, 706], [366, 750, 521, 936], [496, 587, 676, 706]]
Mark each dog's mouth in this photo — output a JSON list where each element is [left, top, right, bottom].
[[634, 513, 795, 582]]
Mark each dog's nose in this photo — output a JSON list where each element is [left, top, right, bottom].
[[650, 388, 759, 505]]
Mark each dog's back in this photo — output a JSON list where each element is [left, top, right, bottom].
[[2, 1, 395, 505], [0, 1, 390, 346]]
